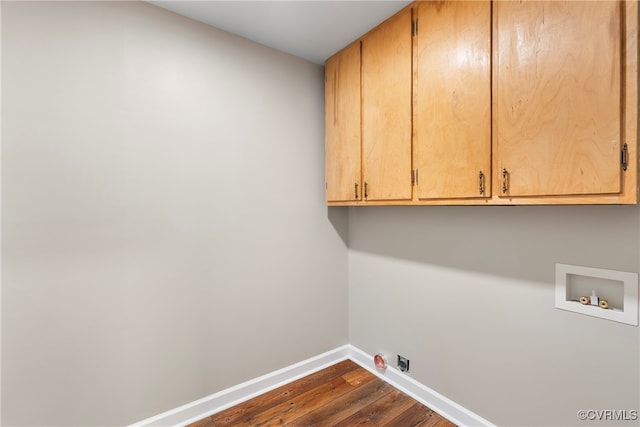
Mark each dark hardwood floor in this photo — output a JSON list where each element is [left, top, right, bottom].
[[189, 359, 456, 427]]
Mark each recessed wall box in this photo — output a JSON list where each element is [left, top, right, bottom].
[[555, 263, 638, 326]]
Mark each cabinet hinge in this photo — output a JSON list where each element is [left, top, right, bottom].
[[622, 143, 629, 171], [479, 171, 485, 195]]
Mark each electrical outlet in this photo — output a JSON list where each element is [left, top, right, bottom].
[[397, 355, 409, 372]]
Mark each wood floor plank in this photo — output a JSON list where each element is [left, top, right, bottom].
[[382, 401, 438, 427], [341, 366, 377, 387], [332, 410, 377, 427], [363, 388, 419, 425], [188, 361, 457, 427], [432, 418, 458, 427], [287, 378, 393, 426], [237, 377, 355, 426], [191, 360, 360, 427]]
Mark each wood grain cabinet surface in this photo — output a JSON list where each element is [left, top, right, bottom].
[[414, 0, 491, 201], [495, 0, 629, 202], [325, 41, 361, 203], [361, 7, 413, 202], [324, 0, 638, 206]]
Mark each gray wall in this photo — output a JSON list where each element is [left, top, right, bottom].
[[1, 2, 348, 425], [3, 1, 639, 427], [348, 205, 639, 426]]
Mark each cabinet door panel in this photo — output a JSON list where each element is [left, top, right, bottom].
[[325, 42, 361, 202], [362, 7, 413, 201], [496, 1, 622, 197], [415, 0, 491, 199]]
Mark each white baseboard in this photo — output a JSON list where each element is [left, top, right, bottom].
[[345, 346, 495, 427], [129, 345, 350, 427], [129, 344, 493, 427]]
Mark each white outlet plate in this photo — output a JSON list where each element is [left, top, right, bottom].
[[555, 263, 638, 326]]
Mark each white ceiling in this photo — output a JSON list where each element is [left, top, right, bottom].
[[148, 1, 411, 64]]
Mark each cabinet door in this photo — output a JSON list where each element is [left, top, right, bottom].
[[495, 1, 622, 198], [414, 1, 491, 200], [361, 7, 413, 201], [325, 42, 362, 203]]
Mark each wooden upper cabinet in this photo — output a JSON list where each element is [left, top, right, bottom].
[[361, 7, 413, 201], [414, 1, 491, 200], [325, 41, 362, 203], [324, 0, 637, 206], [495, 1, 624, 198]]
